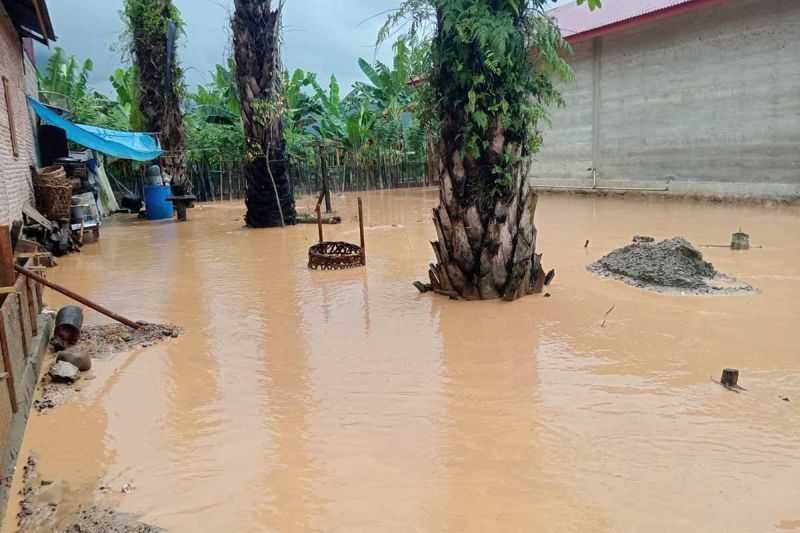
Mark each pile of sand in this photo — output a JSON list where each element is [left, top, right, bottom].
[[588, 237, 754, 294]]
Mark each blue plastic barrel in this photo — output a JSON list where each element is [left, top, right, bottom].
[[143, 185, 174, 220]]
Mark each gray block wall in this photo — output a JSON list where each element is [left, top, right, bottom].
[[530, 0, 800, 199]]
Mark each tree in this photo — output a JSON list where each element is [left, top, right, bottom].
[[122, 0, 186, 186], [382, 0, 599, 300], [232, 0, 296, 227]]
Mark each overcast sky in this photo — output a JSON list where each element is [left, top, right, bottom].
[[38, 0, 572, 96]]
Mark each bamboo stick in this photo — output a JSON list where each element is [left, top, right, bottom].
[[358, 197, 366, 266], [14, 265, 141, 330]]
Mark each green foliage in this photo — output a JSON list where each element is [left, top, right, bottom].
[[185, 59, 244, 165], [380, 0, 601, 195], [43, 31, 437, 173]]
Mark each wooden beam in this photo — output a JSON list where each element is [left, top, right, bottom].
[[1, 79, 19, 158], [0, 227, 15, 308], [16, 296, 29, 357], [0, 316, 18, 413], [31, 0, 49, 42]]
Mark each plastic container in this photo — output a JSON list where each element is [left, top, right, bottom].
[[143, 185, 174, 220]]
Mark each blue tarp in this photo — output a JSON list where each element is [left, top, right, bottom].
[[27, 97, 162, 162]]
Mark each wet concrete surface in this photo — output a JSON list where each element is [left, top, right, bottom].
[[2, 188, 799, 532]]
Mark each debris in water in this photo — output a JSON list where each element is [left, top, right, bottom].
[[76, 322, 182, 358], [720, 368, 739, 387], [731, 231, 750, 250], [413, 281, 432, 293], [588, 237, 755, 294], [601, 305, 616, 328], [35, 323, 181, 413], [584, 240, 590, 248], [48, 361, 80, 383], [16, 454, 161, 532], [57, 351, 92, 372]]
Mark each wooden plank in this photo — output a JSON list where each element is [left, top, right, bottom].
[[1, 78, 18, 157], [31, 0, 50, 41], [21, 204, 54, 231], [0, 316, 18, 413], [16, 294, 29, 357], [25, 277, 37, 336], [0, 227, 14, 311]]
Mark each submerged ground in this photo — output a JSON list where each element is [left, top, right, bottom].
[[3, 188, 799, 532]]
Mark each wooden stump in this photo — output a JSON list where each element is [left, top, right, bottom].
[[731, 232, 750, 250], [176, 203, 188, 222], [720, 368, 739, 387]]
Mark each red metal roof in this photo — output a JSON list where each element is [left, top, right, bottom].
[[550, 0, 727, 42]]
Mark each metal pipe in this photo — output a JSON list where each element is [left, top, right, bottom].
[[14, 265, 141, 330], [537, 184, 670, 192]]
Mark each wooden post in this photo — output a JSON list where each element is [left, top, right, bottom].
[[358, 197, 366, 266], [720, 368, 739, 387], [16, 295, 28, 357], [25, 278, 36, 336], [316, 205, 323, 244], [0, 226, 14, 307], [0, 316, 18, 413]]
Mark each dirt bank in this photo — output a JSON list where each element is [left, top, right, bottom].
[[34, 323, 181, 413], [16, 456, 161, 532], [588, 236, 755, 294]]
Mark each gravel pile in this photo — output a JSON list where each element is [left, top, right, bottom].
[[588, 236, 754, 294]]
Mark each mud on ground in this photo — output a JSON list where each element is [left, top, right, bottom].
[[16, 455, 162, 532], [33, 323, 181, 413], [588, 236, 755, 295]]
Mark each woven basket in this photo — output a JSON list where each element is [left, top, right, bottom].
[[35, 165, 69, 186], [308, 241, 365, 270], [34, 183, 72, 220]]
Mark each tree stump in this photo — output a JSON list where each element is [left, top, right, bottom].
[[720, 368, 739, 387], [731, 232, 750, 250]]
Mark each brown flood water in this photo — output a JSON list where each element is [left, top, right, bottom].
[[3, 188, 800, 532]]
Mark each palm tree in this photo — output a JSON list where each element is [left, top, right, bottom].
[[232, 0, 296, 227], [383, 0, 599, 300], [123, 0, 186, 186]]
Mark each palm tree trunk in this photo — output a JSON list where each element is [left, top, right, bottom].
[[426, 6, 549, 301], [125, 0, 185, 186], [232, 0, 296, 227]]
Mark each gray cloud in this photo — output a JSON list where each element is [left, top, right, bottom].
[[38, 0, 400, 96], [39, 0, 573, 96]]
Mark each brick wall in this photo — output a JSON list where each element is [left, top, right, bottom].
[[0, 3, 36, 225]]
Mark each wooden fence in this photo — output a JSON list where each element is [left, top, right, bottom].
[[108, 157, 432, 203]]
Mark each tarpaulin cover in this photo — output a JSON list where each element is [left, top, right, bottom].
[[27, 97, 162, 162]]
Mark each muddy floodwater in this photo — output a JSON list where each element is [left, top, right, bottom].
[[4, 188, 800, 532]]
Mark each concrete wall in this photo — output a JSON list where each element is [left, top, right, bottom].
[[0, 3, 37, 224], [531, 0, 800, 199]]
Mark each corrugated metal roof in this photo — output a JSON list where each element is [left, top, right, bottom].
[[550, 0, 717, 41]]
